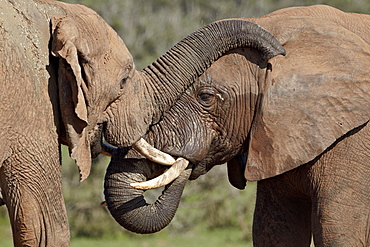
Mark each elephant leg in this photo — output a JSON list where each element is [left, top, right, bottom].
[[253, 172, 312, 247], [309, 124, 370, 246], [0, 142, 69, 246]]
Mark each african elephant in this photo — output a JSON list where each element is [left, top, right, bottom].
[[104, 5, 370, 246], [0, 0, 286, 246], [0, 0, 137, 245]]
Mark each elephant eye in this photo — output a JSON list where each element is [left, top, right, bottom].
[[197, 87, 217, 107], [120, 76, 128, 90], [119, 64, 132, 90], [199, 93, 214, 102]]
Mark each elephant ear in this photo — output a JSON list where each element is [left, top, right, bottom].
[[244, 24, 370, 181], [227, 154, 247, 190], [51, 15, 91, 181]]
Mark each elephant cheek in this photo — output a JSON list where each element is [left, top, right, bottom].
[[182, 143, 209, 162], [160, 140, 210, 181], [152, 119, 213, 160], [153, 132, 211, 164]]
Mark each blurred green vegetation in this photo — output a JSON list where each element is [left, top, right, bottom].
[[62, 0, 369, 69], [1, 0, 369, 246]]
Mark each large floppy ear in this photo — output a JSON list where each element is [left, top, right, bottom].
[[245, 23, 370, 181], [51, 15, 91, 181]]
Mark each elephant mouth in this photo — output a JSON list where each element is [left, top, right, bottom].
[[91, 122, 123, 160], [102, 138, 192, 190], [90, 123, 105, 159]]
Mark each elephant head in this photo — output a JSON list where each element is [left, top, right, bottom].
[[102, 19, 286, 149], [50, 2, 135, 181], [104, 9, 370, 234]]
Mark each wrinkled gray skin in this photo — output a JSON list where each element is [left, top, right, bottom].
[[105, 149, 193, 234], [104, 5, 370, 246], [0, 0, 287, 246]]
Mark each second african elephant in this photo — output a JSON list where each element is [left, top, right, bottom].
[[104, 5, 370, 246], [0, 0, 286, 245]]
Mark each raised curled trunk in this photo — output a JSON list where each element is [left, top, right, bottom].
[[104, 20, 285, 148], [144, 19, 285, 123], [104, 150, 192, 234]]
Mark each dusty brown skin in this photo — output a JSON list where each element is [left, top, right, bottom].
[[104, 5, 370, 246], [0, 0, 133, 246], [0, 1, 288, 245]]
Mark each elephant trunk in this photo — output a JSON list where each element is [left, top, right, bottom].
[[143, 19, 285, 123], [104, 150, 192, 234]]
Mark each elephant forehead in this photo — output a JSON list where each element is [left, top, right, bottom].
[[201, 52, 255, 82], [69, 7, 130, 62]]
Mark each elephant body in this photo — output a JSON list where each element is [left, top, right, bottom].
[[0, 1, 288, 245], [1, 2, 69, 245], [104, 5, 370, 246], [0, 0, 134, 245], [254, 122, 370, 246]]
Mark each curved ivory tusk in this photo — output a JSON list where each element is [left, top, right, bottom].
[[132, 138, 176, 166], [130, 158, 189, 190]]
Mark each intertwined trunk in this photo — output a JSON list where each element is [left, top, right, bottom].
[[104, 149, 192, 234]]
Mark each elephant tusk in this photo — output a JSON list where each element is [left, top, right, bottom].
[[130, 157, 189, 190], [132, 138, 176, 166]]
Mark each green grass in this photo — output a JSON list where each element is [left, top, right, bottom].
[[0, 208, 13, 246], [0, 210, 252, 247], [70, 227, 252, 247]]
